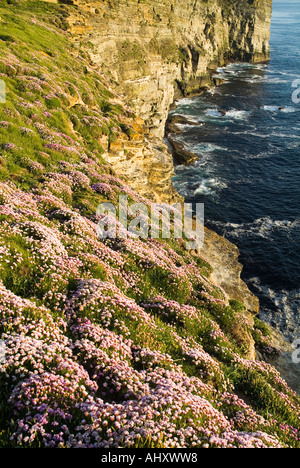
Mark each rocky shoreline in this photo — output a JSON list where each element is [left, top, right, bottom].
[[165, 114, 201, 166], [165, 84, 300, 394]]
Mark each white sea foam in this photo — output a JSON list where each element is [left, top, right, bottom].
[[174, 122, 204, 131], [242, 75, 265, 84], [210, 217, 300, 240], [170, 111, 205, 125], [225, 109, 250, 120], [220, 63, 267, 76], [266, 77, 291, 84], [205, 108, 223, 118], [204, 108, 250, 121], [249, 277, 300, 342], [263, 105, 297, 113], [174, 97, 196, 107], [263, 105, 280, 112], [193, 178, 227, 196], [280, 106, 298, 113], [191, 142, 227, 154], [254, 64, 268, 70], [270, 131, 300, 139], [212, 73, 229, 81]]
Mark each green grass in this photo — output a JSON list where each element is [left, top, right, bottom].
[[0, 0, 133, 196]]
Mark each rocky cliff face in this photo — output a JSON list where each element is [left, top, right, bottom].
[[60, 0, 273, 204], [58, 0, 273, 322], [66, 0, 272, 137], [62, 0, 272, 312]]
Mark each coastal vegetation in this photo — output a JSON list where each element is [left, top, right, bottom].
[[0, 0, 299, 448]]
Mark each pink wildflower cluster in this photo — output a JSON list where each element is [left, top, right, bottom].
[[2, 143, 16, 151], [218, 392, 268, 431], [92, 183, 117, 200], [0, 174, 298, 447], [45, 143, 81, 155], [67, 279, 157, 331], [142, 295, 203, 326], [0, 121, 13, 128]]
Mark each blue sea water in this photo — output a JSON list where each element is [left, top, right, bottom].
[[170, 0, 300, 341]]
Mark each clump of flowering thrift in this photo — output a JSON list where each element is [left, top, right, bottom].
[[0, 1, 300, 449]]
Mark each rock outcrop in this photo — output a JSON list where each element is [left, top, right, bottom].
[[98, 116, 183, 204], [200, 227, 259, 360], [201, 227, 260, 315], [60, 0, 272, 205], [65, 0, 272, 137]]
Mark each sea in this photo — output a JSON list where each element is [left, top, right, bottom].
[[169, 0, 300, 342]]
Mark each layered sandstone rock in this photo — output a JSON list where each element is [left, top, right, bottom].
[[201, 227, 260, 315], [62, 0, 272, 201], [59, 0, 272, 206], [66, 0, 272, 137]]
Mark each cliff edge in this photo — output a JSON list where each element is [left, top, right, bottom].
[[66, 0, 272, 136]]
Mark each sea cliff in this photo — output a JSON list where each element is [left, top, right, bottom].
[[62, 0, 271, 317], [64, 0, 272, 200], [66, 0, 272, 136], [34, 1, 272, 204], [1, 0, 300, 449]]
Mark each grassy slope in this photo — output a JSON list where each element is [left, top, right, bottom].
[[0, 0, 299, 448]]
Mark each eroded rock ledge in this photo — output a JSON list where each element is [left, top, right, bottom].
[[66, 0, 272, 137]]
